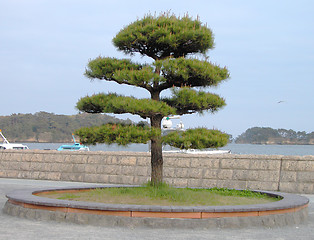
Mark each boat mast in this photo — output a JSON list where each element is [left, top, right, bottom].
[[72, 134, 77, 144], [0, 129, 10, 144]]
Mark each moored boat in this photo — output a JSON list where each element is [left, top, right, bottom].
[[57, 134, 89, 151], [0, 129, 29, 150], [162, 148, 231, 154], [161, 116, 231, 155]]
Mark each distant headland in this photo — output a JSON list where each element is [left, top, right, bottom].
[[235, 127, 314, 145], [0, 112, 133, 143]]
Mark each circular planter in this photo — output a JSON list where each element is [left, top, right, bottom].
[[3, 185, 309, 229]]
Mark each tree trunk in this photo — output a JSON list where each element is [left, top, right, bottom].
[[150, 86, 163, 186], [150, 114, 163, 186]]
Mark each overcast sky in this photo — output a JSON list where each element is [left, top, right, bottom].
[[1, 0, 313, 137]]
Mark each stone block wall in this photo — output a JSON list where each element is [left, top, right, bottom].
[[279, 156, 314, 193], [0, 150, 313, 194]]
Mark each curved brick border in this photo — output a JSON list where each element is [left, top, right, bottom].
[[3, 185, 309, 229]]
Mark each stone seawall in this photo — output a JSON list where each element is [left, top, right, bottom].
[[0, 150, 313, 194]]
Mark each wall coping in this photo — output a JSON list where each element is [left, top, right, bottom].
[[1, 149, 314, 160]]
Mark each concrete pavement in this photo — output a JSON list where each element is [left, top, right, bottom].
[[1, 178, 314, 240]]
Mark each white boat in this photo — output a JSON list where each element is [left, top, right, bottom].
[[163, 149, 231, 155], [184, 149, 230, 154], [0, 129, 29, 150], [161, 116, 231, 155]]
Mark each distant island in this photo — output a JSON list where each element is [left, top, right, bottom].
[[235, 127, 314, 145], [0, 112, 133, 143], [0, 113, 313, 145]]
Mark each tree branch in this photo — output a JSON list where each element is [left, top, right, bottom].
[[162, 87, 226, 115], [76, 93, 176, 119]]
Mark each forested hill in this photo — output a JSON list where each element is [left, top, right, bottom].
[[235, 127, 314, 145], [0, 112, 133, 143]]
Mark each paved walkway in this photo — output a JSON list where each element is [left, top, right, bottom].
[[1, 178, 314, 240]]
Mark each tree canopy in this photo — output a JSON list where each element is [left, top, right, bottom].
[[112, 14, 214, 59], [75, 12, 230, 185]]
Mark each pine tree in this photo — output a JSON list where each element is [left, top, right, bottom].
[[75, 13, 230, 186]]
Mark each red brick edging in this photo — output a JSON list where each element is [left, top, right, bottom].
[[8, 198, 308, 219]]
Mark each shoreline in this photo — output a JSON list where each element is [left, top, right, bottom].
[[14, 141, 314, 146]]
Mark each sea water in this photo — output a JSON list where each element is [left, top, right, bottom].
[[23, 142, 314, 156]]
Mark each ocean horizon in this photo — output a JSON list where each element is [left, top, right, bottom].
[[22, 142, 314, 156]]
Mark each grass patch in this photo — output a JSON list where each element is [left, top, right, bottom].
[[38, 183, 281, 206], [56, 193, 81, 200]]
